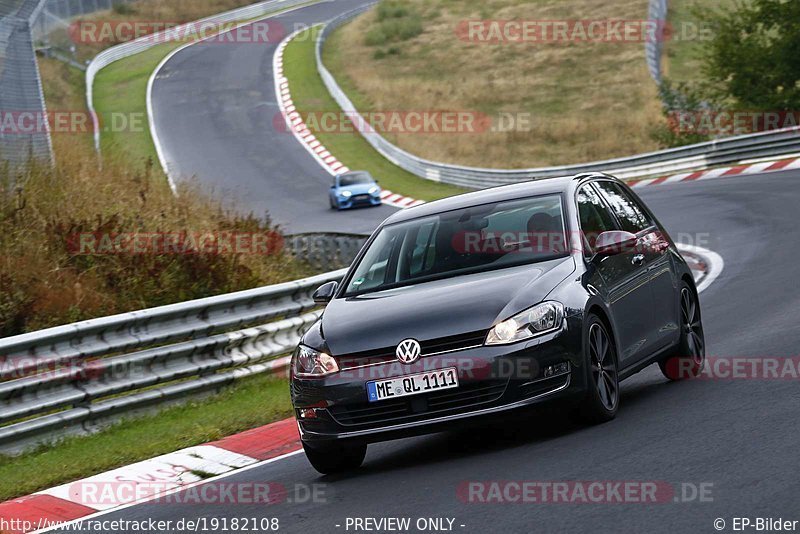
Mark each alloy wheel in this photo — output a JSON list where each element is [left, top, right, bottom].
[[589, 322, 618, 411], [681, 287, 705, 366]]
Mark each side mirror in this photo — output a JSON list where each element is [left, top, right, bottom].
[[312, 281, 338, 304], [594, 230, 638, 258]]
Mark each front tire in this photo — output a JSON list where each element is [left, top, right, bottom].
[[302, 441, 367, 475], [577, 315, 619, 424], [659, 283, 705, 380]]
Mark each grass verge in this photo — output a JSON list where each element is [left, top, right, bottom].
[[0, 374, 292, 501], [324, 0, 664, 168], [93, 43, 175, 174], [282, 27, 465, 201]]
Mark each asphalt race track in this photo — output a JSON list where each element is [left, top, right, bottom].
[[149, 0, 393, 234], [131, 2, 800, 532], [51, 173, 800, 533]]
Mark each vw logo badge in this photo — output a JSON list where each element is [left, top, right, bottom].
[[396, 339, 421, 364]]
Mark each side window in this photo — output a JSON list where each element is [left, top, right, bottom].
[[594, 181, 653, 234], [577, 184, 618, 256]]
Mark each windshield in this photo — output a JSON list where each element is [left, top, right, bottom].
[[343, 194, 568, 296], [339, 172, 374, 186]]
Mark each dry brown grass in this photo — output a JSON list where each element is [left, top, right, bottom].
[[46, 0, 260, 62], [328, 0, 666, 168], [1, 57, 309, 337]]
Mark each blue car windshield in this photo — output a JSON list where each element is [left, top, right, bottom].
[[343, 194, 568, 296], [339, 172, 373, 186]]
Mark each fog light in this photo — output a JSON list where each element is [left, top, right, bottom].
[[543, 361, 570, 378]]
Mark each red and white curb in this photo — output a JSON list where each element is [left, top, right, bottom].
[[630, 156, 800, 188], [677, 243, 723, 294], [272, 31, 424, 210], [0, 418, 302, 533]]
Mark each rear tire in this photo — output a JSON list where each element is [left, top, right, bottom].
[[659, 282, 705, 380], [577, 314, 619, 424], [302, 441, 367, 475]]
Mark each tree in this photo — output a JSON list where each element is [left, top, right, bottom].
[[698, 0, 800, 111]]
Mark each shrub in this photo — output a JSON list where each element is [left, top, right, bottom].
[[364, 1, 423, 46]]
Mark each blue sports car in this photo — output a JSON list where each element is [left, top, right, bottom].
[[329, 171, 382, 210]]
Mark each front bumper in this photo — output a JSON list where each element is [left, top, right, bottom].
[[291, 317, 587, 444], [337, 194, 382, 209]]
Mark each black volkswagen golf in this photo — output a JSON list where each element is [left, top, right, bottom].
[[291, 173, 705, 474]]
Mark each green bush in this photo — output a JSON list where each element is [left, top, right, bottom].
[[364, 1, 423, 47]]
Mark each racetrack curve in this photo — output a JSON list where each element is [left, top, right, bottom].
[[49, 169, 800, 533], [125, 1, 800, 530], [149, 0, 393, 235]]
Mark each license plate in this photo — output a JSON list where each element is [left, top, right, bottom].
[[366, 367, 459, 402], [354, 194, 369, 201]]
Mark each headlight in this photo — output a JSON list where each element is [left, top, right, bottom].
[[485, 302, 565, 345], [368, 186, 380, 195], [292, 345, 339, 377], [339, 190, 352, 198]]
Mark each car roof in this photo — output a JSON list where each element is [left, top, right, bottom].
[[382, 173, 619, 225]]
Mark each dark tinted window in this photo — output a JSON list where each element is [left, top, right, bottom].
[[594, 181, 653, 234], [339, 172, 374, 186], [344, 195, 566, 296], [577, 184, 618, 255]]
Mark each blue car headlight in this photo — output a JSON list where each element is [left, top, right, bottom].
[[339, 190, 352, 198], [368, 186, 380, 196]]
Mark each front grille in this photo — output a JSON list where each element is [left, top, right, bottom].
[[328, 379, 507, 426], [337, 330, 487, 370]]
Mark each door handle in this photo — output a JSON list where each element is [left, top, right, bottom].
[[631, 254, 645, 266]]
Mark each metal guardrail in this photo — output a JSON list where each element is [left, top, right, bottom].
[[316, 6, 800, 190], [85, 0, 312, 154], [0, 268, 345, 454], [286, 233, 368, 271], [645, 0, 667, 83]]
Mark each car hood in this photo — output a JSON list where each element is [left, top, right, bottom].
[[321, 256, 576, 355], [337, 182, 376, 195]]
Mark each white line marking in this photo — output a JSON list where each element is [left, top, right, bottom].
[[146, 1, 322, 193], [675, 243, 724, 294]]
